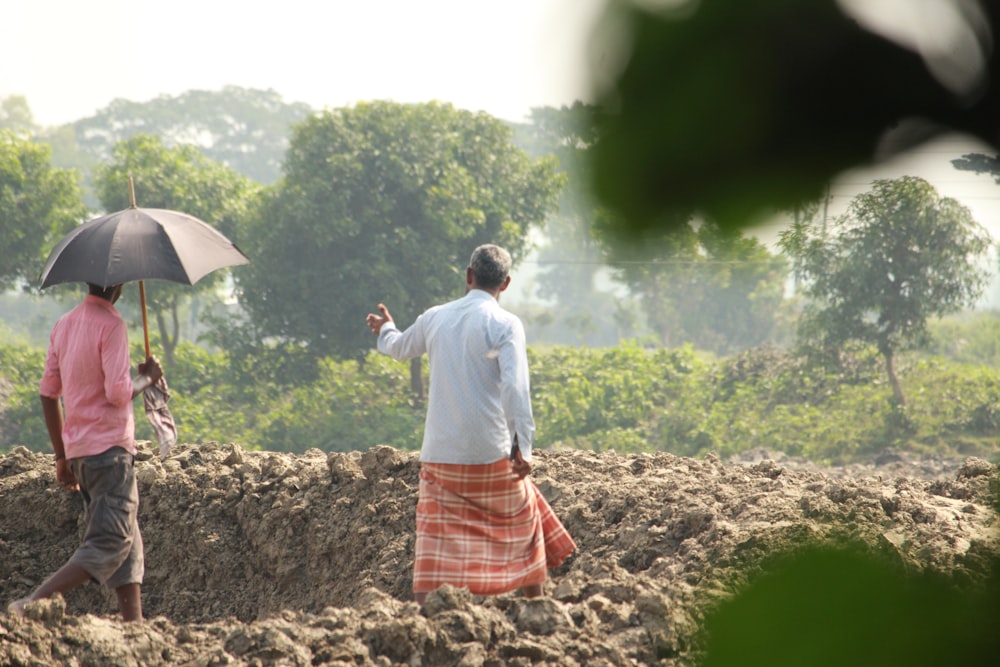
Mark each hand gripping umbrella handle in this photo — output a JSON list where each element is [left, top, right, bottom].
[[139, 281, 151, 360]]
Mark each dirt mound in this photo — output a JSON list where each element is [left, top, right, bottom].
[[1, 443, 997, 665]]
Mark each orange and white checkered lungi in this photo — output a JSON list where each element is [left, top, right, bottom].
[[414, 458, 576, 596]]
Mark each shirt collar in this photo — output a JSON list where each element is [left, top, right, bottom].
[[465, 288, 498, 303], [84, 293, 118, 312]]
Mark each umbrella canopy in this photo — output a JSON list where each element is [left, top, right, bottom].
[[38, 207, 249, 289]]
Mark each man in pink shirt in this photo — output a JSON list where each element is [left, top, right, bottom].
[[8, 283, 162, 621]]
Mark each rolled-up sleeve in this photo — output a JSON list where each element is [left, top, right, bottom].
[[102, 321, 134, 407], [39, 339, 63, 399]]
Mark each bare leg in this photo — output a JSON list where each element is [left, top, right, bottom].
[[28, 563, 92, 600], [7, 563, 91, 615], [114, 583, 142, 622], [521, 584, 543, 598]]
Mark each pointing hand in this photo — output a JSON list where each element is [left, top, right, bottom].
[[366, 303, 393, 334]]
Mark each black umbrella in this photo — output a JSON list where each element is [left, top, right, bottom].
[[39, 203, 249, 290], [38, 177, 250, 455]]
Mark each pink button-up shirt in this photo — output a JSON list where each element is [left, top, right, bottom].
[[39, 294, 136, 459]]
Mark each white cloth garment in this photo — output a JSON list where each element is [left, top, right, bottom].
[[377, 289, 535, 464]]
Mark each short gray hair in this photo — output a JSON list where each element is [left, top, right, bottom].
[[469, 244, 511, 289]]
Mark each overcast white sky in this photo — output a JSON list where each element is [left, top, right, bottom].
[[3, 0, 606, 127]]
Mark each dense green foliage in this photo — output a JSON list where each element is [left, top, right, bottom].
[[599, 220, 791, 353], [0, 130, 87, 290], [926, 312, 1000, 367], [699, 542, 1000, 667], [55, 86, 312, 189], [4, 336, 997, 464], [0, 341, 49, 449], [530, 343, 702, 453]]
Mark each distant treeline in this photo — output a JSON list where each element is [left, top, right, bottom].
[[3, 312, 998, 463]]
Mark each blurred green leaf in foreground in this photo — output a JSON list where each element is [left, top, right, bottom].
[[590, 0, 1000, 235], [699, 540, 999, 667]]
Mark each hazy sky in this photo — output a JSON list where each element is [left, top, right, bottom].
[[3, 0, 605, 127], [6, 0, 1000, 235]]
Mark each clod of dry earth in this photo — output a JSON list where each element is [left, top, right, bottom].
[[1, 443, 996, 666]]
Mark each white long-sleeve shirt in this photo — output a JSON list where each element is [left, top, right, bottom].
[[377, 289, 535, 464]]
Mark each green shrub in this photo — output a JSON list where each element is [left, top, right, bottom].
[[0, 343, 48, 450], [530, 342, 701, 447], [251, 353, 423, 453], [2, 335, 997, 463], [925, 311, 1000, 367]]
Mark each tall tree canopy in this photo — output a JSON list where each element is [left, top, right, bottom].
[[0, 96, 38, 135], [521, 105, 604, 308], [779, 176, 992, 405], [0, 130, 86, 290], [596, 217, 788, 353], [515, 103, 632, 346], [51, 86, 313, 190], [235, 101, 562, 383], [92, 134, 261, 365]]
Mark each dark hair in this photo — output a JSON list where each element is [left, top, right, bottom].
[[468, 244, 512, 289], [87, 283, 121, 300]]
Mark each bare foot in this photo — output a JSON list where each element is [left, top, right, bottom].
[[7, 598, 29, 617]]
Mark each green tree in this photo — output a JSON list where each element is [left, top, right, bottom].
[[235, 101, 562, 392], [517, 104, 636, 346], [38, 125, 95, 198], [596, 217, 788, 354], [92, 134, 261, 366], [0, 96, 38, 135], [69, 86, 312, 185], [952, 151, 1000, 291], [695, 223, 791, 352], [779, 176, 992, 405], [596, 218, 699, 348], [0, 130, 86, 290]]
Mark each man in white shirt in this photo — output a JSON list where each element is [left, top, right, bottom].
[[367, 244, 575, 606]]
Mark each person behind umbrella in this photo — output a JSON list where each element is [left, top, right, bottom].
[[7, 282, 162, 622], [366, 244, 576, 606]]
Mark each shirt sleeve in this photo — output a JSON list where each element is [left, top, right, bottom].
[[102, 320, 134, 407], [377, 317, 427, 361], [498, 317, 535, 461], [39, 333, 62, 399]]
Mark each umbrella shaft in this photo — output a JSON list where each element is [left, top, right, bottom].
[[139, 281, 151, 360]]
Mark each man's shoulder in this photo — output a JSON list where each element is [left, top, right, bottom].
[[485, 298, 521, 322], [481, 302, 524, 338], [63, 299, 125, 330], [427, 293, 474, 315], [425, 292, 520, 323], [54, 302, 87, 327]]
